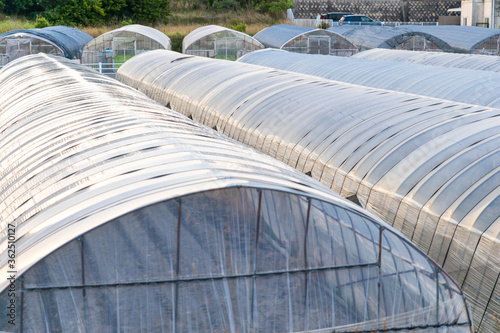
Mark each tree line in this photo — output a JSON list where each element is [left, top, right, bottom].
[[0, 0, 292, 26]]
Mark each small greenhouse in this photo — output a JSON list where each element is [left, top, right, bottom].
[[354, 48, 500, 72], [0, 25, 92, 67], [253, 24, 358, 56], [182, 25, 264, 60], [117, 49, 500, 332], [237, 48, 500, 108], [328, 25, 453, 52], [398, 25, 500, 54], [81, 24, 171, 76], [0, 53, 473, 332]]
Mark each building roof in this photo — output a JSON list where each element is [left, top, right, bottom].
[[182, 25, 264, 53], [354, 48, 500, 72], [86, 24, 171, 50], [398, 25, 500, 53], [0, 25, 93, 59], [328, 25, 453, 51]]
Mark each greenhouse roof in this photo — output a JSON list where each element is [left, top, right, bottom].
[[328, 25, 453, 51], [354, 48, 500, 72], [0, 53, 474, 332], [397, 25, 500, 53], [182, 25, 263, 53], [117, 50, 500, 332], [253, 24, 353, 49], [0, 53, 364, 293], [89, 24, 171, 49], [237, 48, 500, 108], [0, 25, 92, 59]]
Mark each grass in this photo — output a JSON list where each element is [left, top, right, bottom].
[[0, 8, 285, 36], [0, 16, 35, 34]]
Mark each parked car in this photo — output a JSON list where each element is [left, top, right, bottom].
[[320, 12, 353, 21], [339, 15, 383, 26]]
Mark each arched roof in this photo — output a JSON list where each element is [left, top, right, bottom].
[[0, 25, 92, 59], [85, 24, 171, 50], [328, 25, 453, 51], [354, 48, 500, 72], [117, 50, 500, 332], [237, 48, 500, 108], [398, 25, 500, 53], [0, 53, 341, 291], [182, 25, 264, 53], [0, 53, 472, 332], [253, 24, 356, 49]]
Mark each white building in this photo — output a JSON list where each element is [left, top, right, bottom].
[[460, 0, 500, 28]]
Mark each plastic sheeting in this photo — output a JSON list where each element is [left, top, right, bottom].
[[0, 54, 471, 332], [354, 48, 500, 72], [81, 24, 171, 76], [253, 24, 358, 56], [117, 50, 500, 332], [397, 25, 500, 54], [328, 25, 453, 52], [237, 49, 500, 108], [182, 25, 264, 60], [0, 25, 92, 60]]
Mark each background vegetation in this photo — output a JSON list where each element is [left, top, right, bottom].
[[0, 0, 290, 52], [0, 0, 292, 26]]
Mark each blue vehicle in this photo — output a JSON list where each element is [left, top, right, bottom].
[[339, 15, 383, 26]]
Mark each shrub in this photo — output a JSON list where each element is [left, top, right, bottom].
[[228, 18, 246, 32], [34, 17, 50, 28]]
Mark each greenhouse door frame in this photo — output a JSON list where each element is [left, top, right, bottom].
[[112, 36, 136, 66], [308, 35, 331, 55]]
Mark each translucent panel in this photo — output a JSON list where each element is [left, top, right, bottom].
[[179, 188, 259, 278], [257, 191, 308, 272]]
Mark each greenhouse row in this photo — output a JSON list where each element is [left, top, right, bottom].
[[354, 48, 500, 72], [0, 54, 473, 332], [237, 49, 500, 108], [117, 50, 500, 332], [2, 24, 500, 72]]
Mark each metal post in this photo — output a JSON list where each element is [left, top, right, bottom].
[[492, 0, 496, 28], [99, 62, 102, 73], [377, 227, 384, 328]]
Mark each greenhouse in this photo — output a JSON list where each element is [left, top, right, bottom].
[[0, 25, 92, 68], [81, 24, 171, 76], [237, 48, 500, 108], [117, 50, 500, 332], [0, 54, 472, 332], [182, 25, 264, 60], [328, 25, 453, 52], [397, 25, 500, 54], [354, 48, 500, 72], [253, 24, 358, 56]]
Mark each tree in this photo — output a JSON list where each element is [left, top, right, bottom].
[[254, 0, 292, 17], [39, 0, 105, 25], [126, 0, 170, 23]]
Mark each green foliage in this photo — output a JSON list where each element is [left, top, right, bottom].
[[254, 0, 292, 16], [34, 17, 50, 28], [122, 18, 133, 26], [127, 0, 170, 23], [212, 0, 240, 12], [228, 18, 246, 32], [101, 0, 127, 19], [317, 21, 330, 29], [167, 32, 184, 52], [40, 0, 105, 25]]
